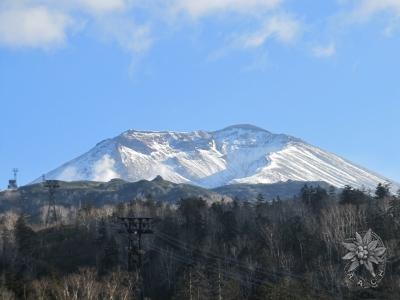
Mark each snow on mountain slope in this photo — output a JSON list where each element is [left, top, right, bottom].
[[37, 124, 399, 190]]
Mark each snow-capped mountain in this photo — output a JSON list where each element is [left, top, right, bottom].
[[38, 124, 398, 190]]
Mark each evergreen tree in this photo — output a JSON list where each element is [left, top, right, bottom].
[[328, 186, 336, 199], [256, 193, 265, 203], [340, 185, 368, 206], [15, 215, 36, 258], [389, 195, 400, 226], [95, 218, 107, 246], [220, 210, 237, 244], [178, 198, 207, 245], [301, 185, 328, 214], [375, 183, 391, 200], [99, 237, 119, 275]]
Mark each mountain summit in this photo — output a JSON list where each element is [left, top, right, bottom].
[[38, 125, 398, 190]]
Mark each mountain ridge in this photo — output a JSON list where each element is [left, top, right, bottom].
[[35, 125, 399, 191], [0, 178, 338, 224]]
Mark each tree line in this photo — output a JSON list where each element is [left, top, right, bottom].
[[0, 183, 399, 299]]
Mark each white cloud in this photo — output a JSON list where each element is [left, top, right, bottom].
[[341, 0, 400, 37], [99, 17, 153, 54], [24, 0, 129, 15], [92, 155, 120, 181], [171, 0, 282, 18], [0, 6, 72, 49], [238, 15, 300, 48], [0, 0, 151, 53], [351, 0, 400, 20], [0, 0, 301, 58], [383, 19, 400, 36], [75, 0, 127, 14], [312, 42, 336, 58]]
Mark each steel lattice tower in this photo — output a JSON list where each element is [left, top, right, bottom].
[[44, 180, 60, 226], [118, 217, 153, 300]]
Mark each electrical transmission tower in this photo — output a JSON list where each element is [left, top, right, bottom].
[[117, 217, 153, 300], [44, 180, 60, 226]]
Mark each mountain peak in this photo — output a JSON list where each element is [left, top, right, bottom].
[[121, 124, 269, 136], [37, 126, 399, 191], [152, 175, 164, 182]]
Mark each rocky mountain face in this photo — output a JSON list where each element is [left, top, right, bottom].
[[37, 124, 398, 191]]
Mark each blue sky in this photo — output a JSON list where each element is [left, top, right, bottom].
[[1, 0, 400, 187]]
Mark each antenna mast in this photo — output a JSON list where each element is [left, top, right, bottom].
[[12, 168, 18, 181], [7, 168, 19, 190]]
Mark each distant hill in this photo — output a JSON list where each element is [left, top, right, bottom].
[[0, 177, 224, 212], [213, 180, 333, 201], [0, 177, 339, 219]]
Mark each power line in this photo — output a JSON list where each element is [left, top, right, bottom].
[[153, 231, 337, 298], [148, 243, 333, 299]]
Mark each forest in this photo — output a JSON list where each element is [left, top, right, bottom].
[[0, 183, 399, 300]]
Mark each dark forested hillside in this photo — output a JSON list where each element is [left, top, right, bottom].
[[0, 178, 330, 223], [0, 183, 399, 299], [212, 180, 332, 202], [0, 177, 225, 224]]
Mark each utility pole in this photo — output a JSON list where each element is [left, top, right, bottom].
[[118, 217, 153, 300], [44, 180, 60, 226]]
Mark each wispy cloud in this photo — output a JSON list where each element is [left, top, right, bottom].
[[3, 0, 400, 64], [166, 0, 302, 59], [343, 0, 400, 35], [0, 0, 302, 59], [238, 14, 301, 49], [312, 42, 336, 58], [74, 0, 127, 15], [98, 16, 153, 54], [350, 0, 400, 20], [170, 0, 282, 19]]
